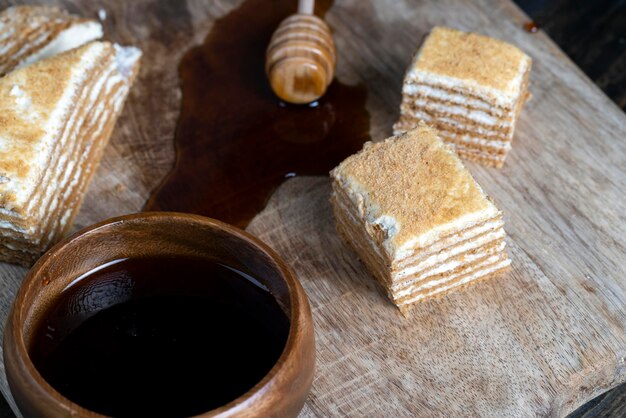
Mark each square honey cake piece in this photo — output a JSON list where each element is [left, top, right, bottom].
[[0, 41, 141, 266], [393, 27, 532, 168], [330, 124, 510, 309], [0, 6, 103, 77]]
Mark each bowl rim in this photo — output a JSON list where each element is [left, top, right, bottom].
[[7, 211, 311, 417]]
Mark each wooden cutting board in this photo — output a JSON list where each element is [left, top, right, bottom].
[[1, 0, 625, 416]]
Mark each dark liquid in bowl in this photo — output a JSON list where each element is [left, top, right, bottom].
[[29, 257, 290, 417]]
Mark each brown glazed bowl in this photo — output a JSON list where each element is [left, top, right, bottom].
[[4, 212, 315, 418]]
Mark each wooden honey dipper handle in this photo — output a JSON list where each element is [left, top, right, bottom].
[[298, 0, 315, 14], [266, 0, 336, 104]]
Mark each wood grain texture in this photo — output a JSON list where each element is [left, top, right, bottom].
[[0, 0, 624, 417]]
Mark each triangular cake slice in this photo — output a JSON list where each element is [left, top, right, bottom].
[[0, 6, 103, 77], [0, 41, 141, 265]]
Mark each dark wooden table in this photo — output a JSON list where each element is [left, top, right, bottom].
[[519, 0, 626, 111], [0, 0, 624, 417], [515, 2, 626, 414]]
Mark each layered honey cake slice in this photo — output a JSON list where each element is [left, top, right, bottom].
[[394, 27, 532, 168], [0, 6, 102, 77], [330, 125, 510, 310], [0, 41, 141, 265]]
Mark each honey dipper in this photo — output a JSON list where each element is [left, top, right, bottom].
[[265, 0, 336, 104]]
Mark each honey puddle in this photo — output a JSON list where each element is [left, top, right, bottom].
[[145, 0, 371, 228]]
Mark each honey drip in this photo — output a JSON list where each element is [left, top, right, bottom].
[[524, 21, 539, 33]]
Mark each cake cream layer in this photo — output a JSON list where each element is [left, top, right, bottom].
[[330, 126, 499, 262], [0, 52, 114, 236], [401, 98, 514, 130], [0, 42, 140, 230], [450, 143, 507, 167], [333, 190, 505, 277], [401, 83, 511, 116], [334, 207, 509, 308], [0, 46, 139, 254], [396, 105, 512, 139], [391, 228, 505, 281], [391, 239, 506, 295], [38, 84, 130, 252], [438, 131, 510, 153], [337, 199, 505, 292], [448, 139, 507, 158], [453, 141, 507, 160], [395, 121, 511, 154], [333, 184, 505, 267], [401, 71, 529, 118], [36, 82, 130, 254], [334, 196, 506, 290], [402, 78, 515, 112], [396, 64, 531, 142], [398, 95, 513, 132], [32, 61, 121, 234], [0, 6, 102, 76], [393, 127, 512, 165], [396, 105, 513, 140], [407, 65, 529, 110], [455, 152, 506, 169], [428, 130, 510, 154], [396, 255, 511, 307], [17, 21, 102, 69], [332, 183, 504, 270], [392, 215, 503, 268]]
